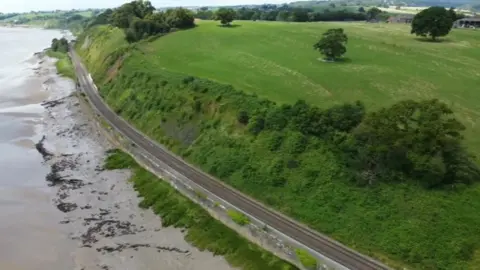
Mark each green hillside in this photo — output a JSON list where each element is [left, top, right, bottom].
[[142, 20, 480, 151], [76, 22, 480, 270], [0, 10, 95, 33]]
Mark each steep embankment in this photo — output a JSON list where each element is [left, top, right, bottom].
[[76, 25, 480, 270]]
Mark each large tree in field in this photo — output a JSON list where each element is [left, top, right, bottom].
[[411, 6, 453, 41], [214, 8, 236, 26], [313, 28, 348, 61], [366, 7, 381, 20], [350, 99, 480, 187]]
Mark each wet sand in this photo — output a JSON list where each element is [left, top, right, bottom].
[[37, 52, 234, 270]]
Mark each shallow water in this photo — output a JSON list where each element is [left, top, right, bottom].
[[0, 27, 76, 269]]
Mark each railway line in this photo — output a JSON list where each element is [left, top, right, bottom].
[[70, 47, 390, 270]]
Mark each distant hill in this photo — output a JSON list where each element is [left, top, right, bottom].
[[289, 0, 479, 10]]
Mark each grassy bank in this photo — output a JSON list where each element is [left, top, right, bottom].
[[76, 23, 480, 269], [46, 50, 76, 79], [104, 149, 297, 270]]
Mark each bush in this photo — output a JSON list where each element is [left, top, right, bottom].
[[51, 37, 69, 53], [227, 209, 250, 225], [248, 115, 265, 135], [295, 248, 317, 269], [125, 18, 170, 43], [182, 76, 195, 84], [165, 8, 195, 29], [237, 110, 249, 125]]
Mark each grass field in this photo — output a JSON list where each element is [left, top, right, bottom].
[[141, 20, 480, 151], [77, 22, 480, 269]]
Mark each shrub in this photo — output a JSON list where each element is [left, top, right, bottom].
[[227, 209, 250, 226], [248, 115, 265, 135], [295, 248, 317, 269], [182, 76, 195, 84], [237, 110, 249, 125]]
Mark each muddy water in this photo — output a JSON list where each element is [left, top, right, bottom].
[[0, 27, 234, 270], [0, 27, 75, 270]]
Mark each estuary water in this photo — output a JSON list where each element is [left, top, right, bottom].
[[0, 27, 75, 269]]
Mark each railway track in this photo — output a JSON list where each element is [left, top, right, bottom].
[[70, 48, 390, 270]]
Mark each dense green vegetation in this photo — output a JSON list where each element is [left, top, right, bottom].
[[47, 37, 75, 79], [51, 37, 69, 53], [411, 6, 455, 40], [313, 28, 348, 60], [46, 50, 75, 79], [295, 248, 317, 269], [214, 8, 237, 26], [104, 149, 297, 270], [197, 4, 368, 22], [86, 1, 194, 43], [226, 210, 250, 225], [76, 20, 480, 269]]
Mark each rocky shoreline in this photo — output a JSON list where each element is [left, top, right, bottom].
[[34, 53, 233, 270]]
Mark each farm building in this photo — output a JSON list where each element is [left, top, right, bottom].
[[387, 14, 414, 23], [453, 18, 480, 28]]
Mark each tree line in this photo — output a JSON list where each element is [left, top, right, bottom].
[[50, 37, 69, 53], [0, 13, 19, 20], [236, 96, 479, 188], [85, 0, 194, 43], [197, 5, 367, 22]]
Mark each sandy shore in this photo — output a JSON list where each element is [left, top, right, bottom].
[[36, 53, 234, 270]]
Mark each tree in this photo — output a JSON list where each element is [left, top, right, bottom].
[[411, 6, 453, 41], [87, 9, 113, 27], [358, 7, 365, 13], [290, 8, 309, 22], [276, 10, 290, 21], [195, 8, 214, 20], [313, 28, 348, 61], [248, 115, 265, 135], [51, 37, 69, 53], [165, 8, 195, 29], [447, 7, 465, 21], [350, 99, 480, 187], [366, 7, 382, 20], [146, 11, 166, 24], [125, 18, 170, 43], [237, 110, 249, 125], [214, 8, 236, 26], [110, 1, 155, 29]]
